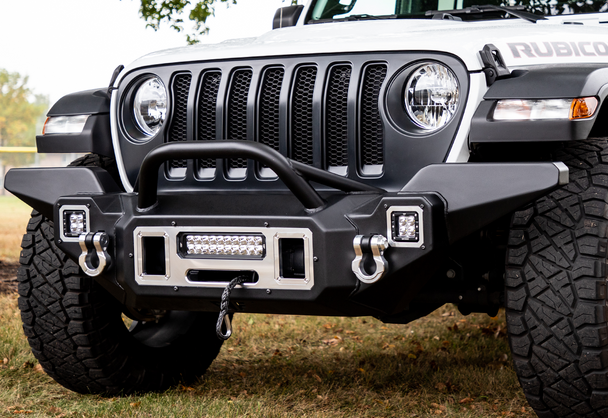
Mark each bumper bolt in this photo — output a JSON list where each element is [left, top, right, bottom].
[[313, 256, 318, 262], [266, 289, 271, 294], [264, 222, 269, 227], [446, 269, 456, 279], [173, 286, 178, 291], [128, 253, 133, 258], [57, 239, 62, 244], [420, 204, 425, 209], [458, 295, 463, 300], [171, 221, 176, 226]]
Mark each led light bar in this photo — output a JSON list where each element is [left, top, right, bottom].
[[493, 97, 598, 121], [43, 115, 90, 135], [183, 234, 265, 257]]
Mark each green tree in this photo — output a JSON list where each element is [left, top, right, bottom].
[[139, 0, 300, 44], [0, 69, 48, 167]]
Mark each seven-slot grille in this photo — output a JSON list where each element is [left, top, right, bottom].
[[166, 60, 387, 179]]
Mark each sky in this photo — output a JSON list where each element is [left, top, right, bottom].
[[0, 0, 300, 105]]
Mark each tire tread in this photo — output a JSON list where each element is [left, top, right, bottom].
[[507, 139, 608, 417]]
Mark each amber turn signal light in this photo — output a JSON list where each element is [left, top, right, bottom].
[[570, 97, 598, 120]]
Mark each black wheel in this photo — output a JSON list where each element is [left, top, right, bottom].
[[16, 154, 224, 395], [506, 140, 608, 417]]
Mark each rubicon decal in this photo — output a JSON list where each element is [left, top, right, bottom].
[[508, 41, 608, 58]]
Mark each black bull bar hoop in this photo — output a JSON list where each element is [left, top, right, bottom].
[[135, 140, 384, 211]]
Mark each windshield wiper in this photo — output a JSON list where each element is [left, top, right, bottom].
[[426, 5, 547, 23], [310, 14, 396, 24]]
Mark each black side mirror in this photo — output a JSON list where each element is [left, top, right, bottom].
[[272, 5, 305, 29]]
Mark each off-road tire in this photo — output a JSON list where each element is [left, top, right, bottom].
[[17, 154, 224, 395], [506, 139, 608, 417]]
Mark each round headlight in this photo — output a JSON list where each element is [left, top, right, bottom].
[[405, 63, 459, 131], [133, 76, 167, 136]]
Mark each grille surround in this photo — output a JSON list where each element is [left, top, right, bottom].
[[116, 53, 469, 193]]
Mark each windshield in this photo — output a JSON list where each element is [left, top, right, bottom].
[[308, 0, 608, 22]]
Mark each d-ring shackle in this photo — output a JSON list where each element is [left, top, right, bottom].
[[351, 235, 389, 284], [78, 232, 110, 277]]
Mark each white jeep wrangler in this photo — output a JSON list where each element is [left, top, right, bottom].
[[5, 0, 608, 415]]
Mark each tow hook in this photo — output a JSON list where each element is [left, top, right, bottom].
[[78, 232, 111, 277], [216, 275, 248, 340], [351, 235, 389, 284]]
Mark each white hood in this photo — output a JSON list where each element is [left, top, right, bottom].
[[123, 17, 608, 75]]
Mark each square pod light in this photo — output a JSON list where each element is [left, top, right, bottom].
[[59, 205, 91, 242], [393, 212, 419, 242], [386, 206, 424, 248]]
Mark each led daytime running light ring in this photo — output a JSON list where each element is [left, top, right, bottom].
[[404, 62, 459, 131]]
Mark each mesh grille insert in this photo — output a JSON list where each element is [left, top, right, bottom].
[[258, 67, 284, 153], [168, 73, 192, 172], [197, 71, 222, 171], [227, 69, 253, 171], [360, 64, 387, 169], [325, 65, 351, 171], [291, 66, 317, 165]]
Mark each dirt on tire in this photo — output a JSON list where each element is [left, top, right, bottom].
[[0, 260, 19, 294]]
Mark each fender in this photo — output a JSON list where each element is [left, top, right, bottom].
[[470, 65, 608, 143], [36, 88, 114, 156]]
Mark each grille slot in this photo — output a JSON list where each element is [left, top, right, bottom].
[[291, 66, 317, 165], [325, 65, 351, 175], [168, 73, 192, 177], [360, 64, 387, 175], [226, 69, 253, 176], [197, 71, 222, 176], [258, 67, 284, 175]]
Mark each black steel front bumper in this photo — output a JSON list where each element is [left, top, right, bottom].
[[5, 141, 568, 318]]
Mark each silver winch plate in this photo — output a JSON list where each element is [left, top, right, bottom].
[[133, 226, 315, 290]]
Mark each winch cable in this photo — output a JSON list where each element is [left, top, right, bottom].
[[216, 275, 248, 340]]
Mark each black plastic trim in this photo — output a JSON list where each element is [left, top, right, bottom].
[[469, 66, 608, 143], [272, 5, 304, 29], [483, 65, 608, 99], [47, 88, 110, 116], [36, 114, 114, 156]]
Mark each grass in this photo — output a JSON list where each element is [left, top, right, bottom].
[[0, 196, 32, 262], [0, 294, 533, 417], [0, 196, 533, 417]]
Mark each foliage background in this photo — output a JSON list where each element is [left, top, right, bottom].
[[0, 69, 48, 167]]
